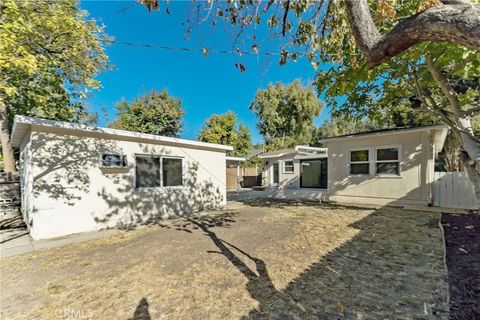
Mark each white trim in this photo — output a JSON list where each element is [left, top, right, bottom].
[[318, 125, 448, 144], [283, 159, 295, 174], [134, 154, 186, 190], [348, 148, 371, 176], [11, 115, 233, 151], [374, 145, 402, 177], [226, 156, 246, 162]]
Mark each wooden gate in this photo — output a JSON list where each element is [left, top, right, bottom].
[[433, 172, 479, 210], [226, 168, 239, 190]]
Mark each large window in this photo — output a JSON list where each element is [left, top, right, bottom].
[[300, 159, 328, 189], [162, 158, 183, 186], [135, 155, 184, 189], [349, 150, 370, 175], [376, 147, 400, 175], [283, 160, 294, 173]]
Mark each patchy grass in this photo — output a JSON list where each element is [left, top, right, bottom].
[[0, 201, 448, 319]]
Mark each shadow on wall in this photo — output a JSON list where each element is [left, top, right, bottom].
[[32, 132, 225, 228], [32, 132, 119, 206], [95, 160, 224, 229]]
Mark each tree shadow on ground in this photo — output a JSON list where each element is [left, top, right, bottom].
[[130, 298, 151, 320], [164, 202, 449, 319]]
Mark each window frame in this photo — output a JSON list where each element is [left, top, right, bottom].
[[100, 153, 128, 168], [374, 145, 402, 177], [283, 160, 294, 173], [299, 158, 328, 190], [348, 148, 371, 176], [134, 154, 185, 190]]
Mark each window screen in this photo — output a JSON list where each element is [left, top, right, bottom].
[[135, 156, 160, 188], [162, 158, 183, 186], [284, 160, 294, 172], [376, 147, 400, 175], [349, 150, 369, 175]]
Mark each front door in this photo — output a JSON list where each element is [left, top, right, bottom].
[[272, 162, 279, 186]]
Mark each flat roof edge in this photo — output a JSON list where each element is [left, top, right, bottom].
[[11, 115, 233, 151], [318, 125, 449, 144]]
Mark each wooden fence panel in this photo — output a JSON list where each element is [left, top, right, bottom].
[[433, 171, 479, 210]]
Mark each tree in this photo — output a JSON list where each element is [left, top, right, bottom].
[[154, 0, 480, 198], [250, 80, 322, 150], [0, 0, 109, 172], [198, 111, 253, 157], [109, 90, 184, 137]]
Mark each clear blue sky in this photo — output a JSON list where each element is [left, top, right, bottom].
[[81, 1, 331, 143]]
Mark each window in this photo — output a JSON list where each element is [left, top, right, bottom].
[[284, 160, 294, 173], [349, 150, 369, 175], [376, 147, 400, 175], [162, 158, 183, 186], [300, 159, 328, 189], [136, 156, 161, 188], [135, 155, 184, 189], [101, 154, 127, 167]]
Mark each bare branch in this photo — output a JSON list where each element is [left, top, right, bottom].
[[344, 0, 480, 68], [465, 105, 480, 116], [282, 0, 290, 37]]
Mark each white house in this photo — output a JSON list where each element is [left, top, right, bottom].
[[258, 125, 449, 206], [11, 116, 232, 240]]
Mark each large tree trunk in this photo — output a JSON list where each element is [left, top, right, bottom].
[[344, 0, 480, 68], [0, 102, 16, 173]]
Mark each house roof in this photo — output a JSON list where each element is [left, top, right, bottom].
[[11, 116, 233, 152], [246, 148, 265, 159], [258, 145, 327, 159], [317, 125, 449, 153]]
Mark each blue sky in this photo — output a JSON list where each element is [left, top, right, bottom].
[[81, 1, 331, 143]]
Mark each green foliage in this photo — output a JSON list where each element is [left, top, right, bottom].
[[0, 0, 110, 129], [198, 111, 253, 157], [109, 90, 184, 137], [311, 117, 382, 145], [250, 80, 322, 150]]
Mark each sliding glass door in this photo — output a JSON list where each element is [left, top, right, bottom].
[[300, 158, 328, 189]]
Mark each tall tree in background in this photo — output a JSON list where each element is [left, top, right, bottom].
[[0, 0, 109, 172], [250, 80, 322, 150], [198, 111, 252, 157], [143, 0, 480, 197], [109, 90, 184, 137]]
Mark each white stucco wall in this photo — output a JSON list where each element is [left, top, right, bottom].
[[27, 126, 227, 240], [325, 131, 434, 206], [262, 156, 302, 189]]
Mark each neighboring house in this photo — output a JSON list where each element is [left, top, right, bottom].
[[11, 116, 232, 240], [257, 125, 449, 207], [259, 145, 327, 189]]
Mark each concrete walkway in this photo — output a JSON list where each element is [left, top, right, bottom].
[[0, 228, 119, 258]]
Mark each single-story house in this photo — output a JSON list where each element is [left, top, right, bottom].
[[11, 116, 232, 240], [257, 125, 449, 206]]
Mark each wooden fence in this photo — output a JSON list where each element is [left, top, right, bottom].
[[226, 167, 262, 190], [433, 171, 479, 210]]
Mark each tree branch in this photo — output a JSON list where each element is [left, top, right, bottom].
[[425, 55, 461, 113], [344, 0, 480, 68], [282, 0, 290, 37]]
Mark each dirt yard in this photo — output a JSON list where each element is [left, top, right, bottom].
[[1, 200, 448, 319]]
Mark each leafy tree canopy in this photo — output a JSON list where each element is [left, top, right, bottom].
[[198, 111, 253, 157], [250, 80, 322, 150], [0, 0, 110, 128], [109, 90, 185, 137]]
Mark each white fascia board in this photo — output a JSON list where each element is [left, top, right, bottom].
[[11, 115, 233, 151], [318, 125, 449, 144]]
